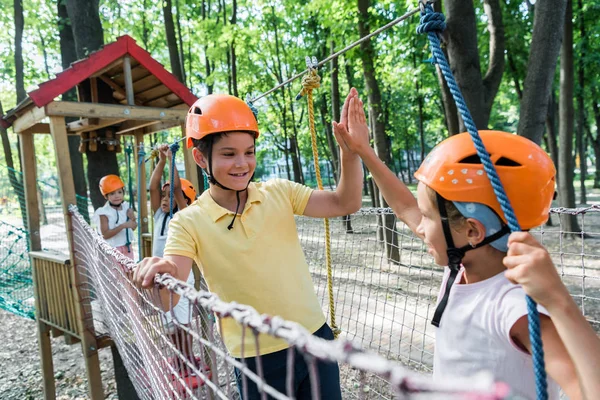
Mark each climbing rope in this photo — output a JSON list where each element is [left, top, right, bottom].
[[297, 59, 339, 338], [124, 145, 134, 252], [137, 143, 146, 261], [416, 2, 547, 399]]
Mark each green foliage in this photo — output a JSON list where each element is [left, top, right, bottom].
[[2, 0, 598, 183]]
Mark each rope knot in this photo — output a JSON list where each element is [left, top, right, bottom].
[[169, 142, 180, 154], [416, 6, 446, 34], [296, 69, 321, 100]]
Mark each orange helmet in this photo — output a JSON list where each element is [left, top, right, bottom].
[[162, 178, 197, 203], [186, 94, 259, 149], [99, 175, 125, 196], [414, 130, 556, 229]]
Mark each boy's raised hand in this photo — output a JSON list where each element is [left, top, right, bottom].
[[332, 88, 357, 153], [333, 89, 371, 156], [503, 232, 570, 309]]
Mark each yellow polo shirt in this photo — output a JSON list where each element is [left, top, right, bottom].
[[164, 178, 326, 357]]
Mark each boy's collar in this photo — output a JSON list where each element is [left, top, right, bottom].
[[199, 182, 263, 222]]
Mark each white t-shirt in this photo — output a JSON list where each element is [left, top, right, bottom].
[[93, 201, 133, 248], [153, 208, 195, 329], [433, 268, 560, 400]]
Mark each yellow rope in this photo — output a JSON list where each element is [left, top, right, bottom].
[[299, 69, 340, 338]]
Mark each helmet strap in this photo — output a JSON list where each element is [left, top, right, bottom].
[[108, 200, 123, 208], [431, 193, 510, 327]]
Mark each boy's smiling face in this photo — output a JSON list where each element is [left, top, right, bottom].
[[106, 188, 124, 205], [196, 131, 256, 191]]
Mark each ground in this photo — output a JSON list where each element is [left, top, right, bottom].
[[0, 309, 117, 400]]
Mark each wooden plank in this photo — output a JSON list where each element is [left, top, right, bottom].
[[19, 133, 42, 251], [60, 264, 77, 333], [137, 84, 170, 103], [21, 123, 50, 134], [132, 74, 161, 93], [112, 65, 151, 86], [66, 118, 126, 134], [45, 101, 187, 122], [144, 94, 182, 108], [134, 131, 149, 235], [115, 120, 159, 135], [37, 322, 56, 400], [181, 124, 200, 195], [97, 74, 142, 105], [123, 56, 135, 106], [90, 58, 124, 79], [143, 121, 181, 135], [12, 106, 46, 133], [30, 251, 70, 264], [90, 77, 98, 103]]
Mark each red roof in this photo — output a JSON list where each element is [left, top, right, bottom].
[[28, 35, 197, 108]]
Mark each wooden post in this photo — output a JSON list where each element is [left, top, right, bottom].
[[49, 116, 104, 400], [20, 132, 56, 399], [123, 56, 135, 106], [180, 124, 199, 195], [134, 131, 149, 235], [19, 133, 41, 251]]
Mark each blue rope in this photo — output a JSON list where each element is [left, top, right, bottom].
[[168, 142, 180, 219], [137, 144, 146, 261], [417, 4, 548, 399]]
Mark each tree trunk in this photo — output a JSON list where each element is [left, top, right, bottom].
[[38, 29, 51, 79], [433, 1, 458, 135], [557, 0, 580, 233], [58, 0, 90, 221], [518, 0, 568, 144], [201, 0, 213, 94], [14, 0, 26, 103], [230, 0, 238, 97], [66, 0, 119, 210], [175, 0, 187, 85], [443, 0, 505, 130], [320, 94, 339, 181], [576, 0, 586, 204], [546, 92, 559, 172], [163, 0, 184, 83], [0, 100, 27, 227], [358, 0, 398, 264], [589, 86, 600, 188], [141, 0, 149, 49]]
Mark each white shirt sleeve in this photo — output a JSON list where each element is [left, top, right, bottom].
[[496, 285, 551, 352]]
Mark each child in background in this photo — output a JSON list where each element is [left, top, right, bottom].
[[149, 143, 206, 388], [333, 90, 581, 399], [95, 175, 137, 259]]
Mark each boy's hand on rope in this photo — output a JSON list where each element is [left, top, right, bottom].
[[124, 218, 137, 230], [133, 256, 179, 289], [503, 232, 570, 310], [126, 208, 135, 220]]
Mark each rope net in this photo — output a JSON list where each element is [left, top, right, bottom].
[[68, 204, 508, 399]]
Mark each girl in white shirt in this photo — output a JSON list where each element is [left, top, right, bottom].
[[333, 90, 582, 399], [94, 175, 137, 259]]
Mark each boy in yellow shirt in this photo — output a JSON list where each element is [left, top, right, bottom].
[[134, 90, 363, 399]]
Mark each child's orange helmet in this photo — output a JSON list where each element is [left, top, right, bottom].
[[162, 179, 197, 203], [180, 178, 197, 202], [185, 94, 259, 149], [99, 175, 125, 196], [414, 130, 556, 229]]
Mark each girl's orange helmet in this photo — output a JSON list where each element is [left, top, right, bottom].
[[162, 178, 197, 203], [185, 94, 259, 148], [99, 175, 125, 196], [414, 130, 556, 229]]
